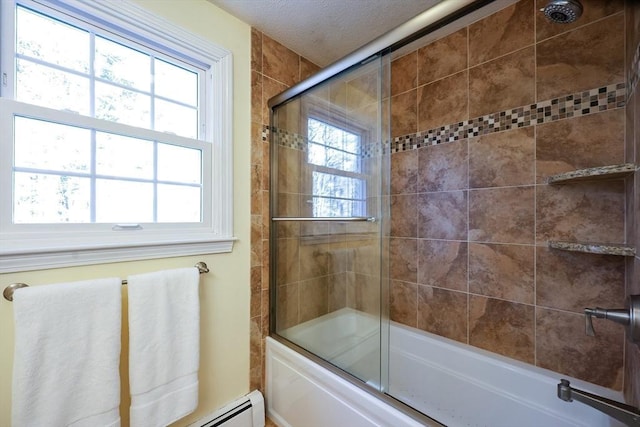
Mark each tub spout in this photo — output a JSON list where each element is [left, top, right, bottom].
[[557, 379, 640, 426]]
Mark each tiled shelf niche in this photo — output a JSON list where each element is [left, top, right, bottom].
[[546, 163, 635, 184], [546, 163, 636, 257]]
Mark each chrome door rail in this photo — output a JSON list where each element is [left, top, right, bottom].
[[267, 0, 493, 109]]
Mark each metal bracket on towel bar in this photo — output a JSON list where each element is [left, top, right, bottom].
[[3, 261, 210, 302]]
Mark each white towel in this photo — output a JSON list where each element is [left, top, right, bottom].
[[127, 268, 200, 427], [12, 278, 122, 427]]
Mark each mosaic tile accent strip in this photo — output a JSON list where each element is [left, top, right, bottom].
[[264, 83, 626, 156], [392, 83, 626, 153]]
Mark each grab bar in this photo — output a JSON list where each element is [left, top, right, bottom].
[[557, 379, 640, 426], [272, 216, 376, 222], [3, 261, 210, 302]]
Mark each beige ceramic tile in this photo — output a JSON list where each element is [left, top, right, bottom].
[[251, 28, 262, 72], [417, 28, 467, 85], [536, 0, 624, 42], [536, 181, 625, 244], [469, 47, 535, 117], [262, 76, 288, 127], [390, 280, 418, 327], [391, 51, 417, 95], [390, 194, 418, 238], [299, 277, 329, 323], [625, 341, 640, 406], [417, 239, 467, 291], [328, 272, 349, 312], [390, 150, 418, 195], [352, 272, 381, 316], [469, 295, 535, 363], [536, 109, 625, 183], [417, 285, 468, 343], [469, 0, 534, 66], [275, 238, 299, 285], [417, 191, 468, 240], [391, 89, 417, 137], [262, 34, 299, 86], [418, 139, 468, 192], [536, 247, 625, 313], [536, 308, 623, 389], [250, 266, 262, 318], [468, 243, 534, 304], [469, 186, 535, 244], [300, 57, 320, 81], [389, 237, 418, 283], [252, 71, 263, 124], [418, 70, 468, 131], [536, 14, 624, 101], [469, 127, 535, 188], [276, 283, 299, 330]]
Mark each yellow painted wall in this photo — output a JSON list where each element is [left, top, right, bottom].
[[0, 1, 252, 425]]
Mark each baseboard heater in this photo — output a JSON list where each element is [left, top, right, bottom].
[[189, 390, 265, 427]]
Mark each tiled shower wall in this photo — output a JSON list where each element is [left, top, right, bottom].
[[624, 0, 640, 406], [251, 0, 640, 402], [388, 0, 631, 391], [249, 29, 320, 392]]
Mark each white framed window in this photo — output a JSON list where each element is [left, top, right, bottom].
[[307, 117, 367, 217], [0, 0, 234, 273]]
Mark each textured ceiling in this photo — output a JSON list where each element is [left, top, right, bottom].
[[208, 0, 443, 67]]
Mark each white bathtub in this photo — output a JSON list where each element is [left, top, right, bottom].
[[266, 308, 626, 427]]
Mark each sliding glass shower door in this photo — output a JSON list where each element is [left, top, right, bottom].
[[270, 56, 389, 389]]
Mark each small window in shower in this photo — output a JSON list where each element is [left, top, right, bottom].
[[307, 117, 366, 217]]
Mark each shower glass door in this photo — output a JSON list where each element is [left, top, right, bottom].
[[270, 55, 389, 389]]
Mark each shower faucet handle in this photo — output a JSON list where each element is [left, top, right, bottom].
[[584, 295, 640, 343], [584, 307, 628, 337]]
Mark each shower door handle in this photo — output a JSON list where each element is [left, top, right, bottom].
[[271, 216, 377, 222]]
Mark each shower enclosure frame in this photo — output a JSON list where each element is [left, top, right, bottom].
[[267, 0, 513, 425]]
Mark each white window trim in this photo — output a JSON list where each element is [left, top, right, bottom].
[[0, 0, 235, 273]]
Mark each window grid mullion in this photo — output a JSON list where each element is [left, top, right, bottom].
[[89, 32, 97, 223], [153, 140, 158, 222], [90, 129, 97, 223]]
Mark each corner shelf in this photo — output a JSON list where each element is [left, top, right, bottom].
[[548, 240, 636, 257], [546, 163, 635, 184]]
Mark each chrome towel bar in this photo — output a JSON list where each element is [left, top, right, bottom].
[[3, 261, 210, 302], [272, 217, 376, 222]]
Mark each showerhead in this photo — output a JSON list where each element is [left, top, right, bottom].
[[541, 0, 583, 24]]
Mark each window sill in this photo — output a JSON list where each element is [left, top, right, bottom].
[[0, 236, 236, 273]]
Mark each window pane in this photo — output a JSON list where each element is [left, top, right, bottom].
[[95, 180, 153, 223], [308, 118, 359, 153], [16, 6, 89, 73], [155, 99, 198, 139], [313, 172, 365, 199], [96, 133, 154, 179], [95, 36, 150, 91], [17, 60, 90, 114], [312, 171, 365, 217], [95, 81, 150, 127], [14, 172, 90, 223], [15, 118, 90, 173], [312, 197, 365, 218], [157, 185, 201, 222], [155, 59, 198, 106], [157, 144, 201, 184]]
